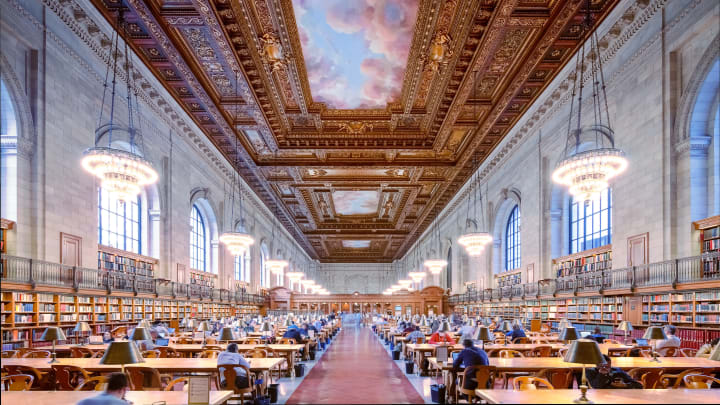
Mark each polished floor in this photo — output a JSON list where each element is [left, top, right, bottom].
[[286, 326, 425, 404]]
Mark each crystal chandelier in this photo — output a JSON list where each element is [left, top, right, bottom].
[[552, 4, 627, 202], [82, 10, 157, 202], [266, 260, 288, 275], [220, 71, 255, 256]]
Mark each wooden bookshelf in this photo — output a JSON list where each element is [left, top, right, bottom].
[[553, 245, 612, 278], [495, 269, 521, 287], [641, 290, 720, 328], [189, 270, 216, 288], [97, 245, 157, 278], [694, 216, 720, 278], [0, 290, 260, 350], [0, 218, 13, 254]]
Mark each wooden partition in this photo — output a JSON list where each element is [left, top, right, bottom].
[[278, 286, 448, 315]]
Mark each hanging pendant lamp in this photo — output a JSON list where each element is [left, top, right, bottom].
[[220, 71, 255, 256], [424, 205, 447, 274], [552, 1, 627, 202], [83, 10, 157, 202]]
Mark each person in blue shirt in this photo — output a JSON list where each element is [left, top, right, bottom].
[[77, 372, 130, 405], [283, 326, 305, 343], [588, 326, 606, 343], [506, 324, 527, 342], [452, 339, 490, 390]]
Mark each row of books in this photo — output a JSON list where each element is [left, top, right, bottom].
[[97, 251, 155, 277], [11, 293, 34, 302], [697, 303, 719, 312], [497, 273, 521, 287], [13, 303, 34, 312], [554, 252, 612, 277]]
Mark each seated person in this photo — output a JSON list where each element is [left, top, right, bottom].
[[77, 372, 130, 405], [578, 354, 642, 389], [697, 338, 720, 358], [588, 327, 606, 343], [505, 324, 527, 341], [452, 339, 490, 390], [217, 343, 251, 389], [428, 330, 456, 345], [402, 323, 416, 334], [405, 326, 425, 343], [102, 331, 115, 344], [655, 325, 681, 350], [283, 326, 305, 343], [152, 320, 170, 337]]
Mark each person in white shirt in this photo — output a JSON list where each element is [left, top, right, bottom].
[[459, 321, 476, 342], [655, 325, 681, 350], [217, 343, 251, 389]]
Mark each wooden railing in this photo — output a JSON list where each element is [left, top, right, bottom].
[[0, 254, 268, 305], [449, 251, 720, 304]]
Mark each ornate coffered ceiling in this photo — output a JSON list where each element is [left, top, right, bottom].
[[90, 0, 620, 262]]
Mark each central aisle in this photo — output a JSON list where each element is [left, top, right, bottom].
[[286, 326, 425, 404]]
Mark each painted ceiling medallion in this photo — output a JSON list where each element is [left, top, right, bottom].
[[259, 33, 286, 72], [338, 121, 373, 135], [424, 32, 454, 72]]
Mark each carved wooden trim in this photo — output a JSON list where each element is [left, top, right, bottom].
[[0, 218, 15, 230], [693, 215, 720, 230], [98, 244, 159, 264], [552, 244, 613, 264]]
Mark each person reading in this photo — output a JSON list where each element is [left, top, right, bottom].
[[405, 325, 425, 343], [655, 325, 681, 350], [429, 330, 456, 344], [76, 372, 130, 405], [505, 324, 527, 341], [588, 326, 606, 343], [578, 354, 642, 389], [452, 339, 490, 390], [217, 343, 251, 389]]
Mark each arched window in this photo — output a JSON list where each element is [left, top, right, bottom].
[[1, 79, 18, 222], [234, 250, 250, 282], [260, 243, 270, 288], [190, 204, 207, 271], [505, 205, 520, 270], [98, 188, 142, 254], [570, 188, 612, 254]]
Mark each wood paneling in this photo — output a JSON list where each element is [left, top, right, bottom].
[[59, 232, 82, 267]]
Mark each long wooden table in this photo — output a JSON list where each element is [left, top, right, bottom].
[[0, 390, 234, 405], [1, 357, 285, 374], [426, 356, 720, 372], [474, 389, 719, 404]]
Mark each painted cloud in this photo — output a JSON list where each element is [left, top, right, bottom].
[[292, 0, 419, 109]]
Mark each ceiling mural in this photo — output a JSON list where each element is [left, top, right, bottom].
[[89, 0, 621, 262], [292, 0, 419, 108]]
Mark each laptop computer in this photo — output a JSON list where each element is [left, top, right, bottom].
[[167, 328, 175, 334], [579, 331, 591, 338], [155, 338, 169, 347], [634, 338, 648, 346], [451, 351, 461, 364]]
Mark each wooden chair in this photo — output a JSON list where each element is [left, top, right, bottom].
[[499, 350, 527, 389], [278, 338, 296, 345], [91, 350, 105, 358], [156, 346, 181, 358], [2, 365, 53, 390], [512, 337, 530, 344], [656, 347, 679, 357], [22, 350, 51, 358], [529, 345, 552, 358], [657, 368, 702, 388], [70, 347, 95, 358], [1, 374, 34, 391], [628, 368, 664, 389], [15, 348, 37, 357], [604, 339, 621, 345], [557, 348, 568, 358], [534, 368, 574, 389], [244, 348, 268, 358], [164, 376, 190, 391], [126, 366, 174, 391], [683, 374, 720, 389], [142, 349, 161, 358], [76, 376, 107, 391], [205, 337, 218, 345], [245, 338, 261, 344], [110, 326, 126, 338], [456, 365, 495, 404], [51, 364, 91, 390], [1, 350, 18, 358], [198, 349, 220, 359], [175, 337, 194, 344], [513, 376, 554, 390], [217, 365, 255, 405], [680, 348, 698, 358]]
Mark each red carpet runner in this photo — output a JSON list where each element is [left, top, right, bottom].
[[286, 326, 424, 404]]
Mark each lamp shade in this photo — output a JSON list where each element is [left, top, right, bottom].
[[559, 326, 579, 341], [642, 326, 667, 340], [617, 321, 633, 332], [196, 321, 211, 332], [558, 319, 571, 330], [284, 318, 294, 327], [473, 326, 492, 342], [100, 341, 144, 365], [437, 321, 451, 333], [260, 321, 273, 332], [40, 327, 67, 341], [131, 327, 152, 341], [219, 327, 235, 341], [564, 339, 605, 365], [500, 321, 513, 332], [73, 322, 92, 333], [137, 319, 151, 330]]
